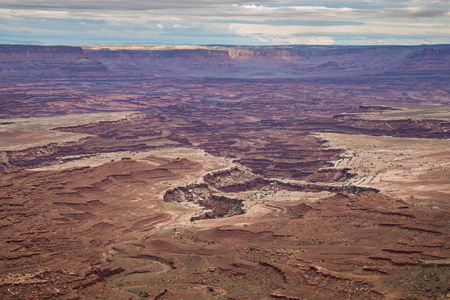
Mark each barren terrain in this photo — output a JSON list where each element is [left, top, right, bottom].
[[0, 44, 449, 299]]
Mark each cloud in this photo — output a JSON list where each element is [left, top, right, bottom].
[[0, 0, 448, 45], [227, 21, 449, 45], [227, 23, 336, 45], [383, 7, 450, 18], [0, 0, 253, 10]]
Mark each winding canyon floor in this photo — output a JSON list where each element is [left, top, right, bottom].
[[0, 72, 449, 300]]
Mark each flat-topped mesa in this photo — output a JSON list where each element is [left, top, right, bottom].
[[2, 44, 450, 77], [390, 47, 450, 74], [0, 45, 107, 76], [0, 44, 84, 58], [83, 44, 450, 76]]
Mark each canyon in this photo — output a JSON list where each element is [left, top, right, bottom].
[[0, 44, 449, 299]]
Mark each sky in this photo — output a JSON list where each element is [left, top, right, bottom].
[[0, 0, 449, 45]]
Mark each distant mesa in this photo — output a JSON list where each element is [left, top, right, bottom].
[[410, 48, 449, 63], [390, 47, 450, 74], [0, 45, 107, 76], [0, 44, 450, 77]]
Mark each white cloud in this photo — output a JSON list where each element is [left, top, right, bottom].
[[228, 22, 449, 38], [228, 23, 335, 45], [0, 0, 448, 45]]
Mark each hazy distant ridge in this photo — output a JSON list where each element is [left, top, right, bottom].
[[1, 44, 449, 77]]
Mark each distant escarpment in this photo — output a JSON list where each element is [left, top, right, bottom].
[[389, 47, 450, 74], [85, 44, 450, 77], [0, 45, 107, 76], [1, 44, 449, 78]]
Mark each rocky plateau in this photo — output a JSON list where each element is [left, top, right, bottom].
[[0, 44, 449, 299]]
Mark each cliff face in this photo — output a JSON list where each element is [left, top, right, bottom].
[[0, 45, 107, 76], [86, 44, 450, 77], [87, 49, 237, 73], [1, 44, 449, 78], [390, 47, 450, 74]]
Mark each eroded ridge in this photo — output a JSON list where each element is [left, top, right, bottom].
[[0, 44, 449, 299], [163, 165, 377, 222]]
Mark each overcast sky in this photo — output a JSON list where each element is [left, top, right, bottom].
[[0, 0, 449, 45]]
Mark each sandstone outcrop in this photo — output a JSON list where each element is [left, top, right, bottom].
[[0, 45, 107, 76]]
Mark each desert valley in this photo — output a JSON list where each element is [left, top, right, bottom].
[[0, 44, 449, 299]]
